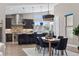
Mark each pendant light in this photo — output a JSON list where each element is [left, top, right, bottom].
[[43, 3, 54, 20], [40, 6, 43, 26]]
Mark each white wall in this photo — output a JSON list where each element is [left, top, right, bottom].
[[54, 3, 79, 48], [53, 16, 60, 37], [0, 4, 6, 43], [0, 4, 6, 56]]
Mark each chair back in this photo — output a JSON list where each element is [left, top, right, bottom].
[[33, 32, 37, 38], [42, 33, 47, 37], [38, 37, 48, 47], [37, 37, 44, 46], [33, 32, 39, 44], [53, 35, 56, 38], [56, 38, 68, 50], [58, 36, 63, 39], [37, 34, 43, 37]]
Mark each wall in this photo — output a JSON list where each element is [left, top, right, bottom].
[[54, 3, 79, 48], [0, 4, 6, 43], [0, 4, 6, 55], [53, 16, 60, 37]]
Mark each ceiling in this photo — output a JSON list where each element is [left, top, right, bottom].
[[5, 3, 58, 14]]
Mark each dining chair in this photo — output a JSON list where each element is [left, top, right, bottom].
[[53, 38, 68, 56], [51, 39, 60, 55], [58, 36, 64, 39], [53, 35, 56, 38], [33, 32, 40, 51], [38, 37, 49, 56]]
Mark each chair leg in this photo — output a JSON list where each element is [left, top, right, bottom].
[[39, 47, 42, 53], [52, 49, 53, 55], [37, 45, 40, 50], [55, 49, 57, 55], [61, 50, 64, 56], [57, 50, 59, 56], [43, 48, 46, 56], [35, 47, 37, 51], [52, 49, 57, 55], [38, 46, 42, 53], [35, 45, 38, 51], [65, 50, 68, 56]]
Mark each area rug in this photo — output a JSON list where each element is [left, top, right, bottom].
[[22, 48, 79, 56]]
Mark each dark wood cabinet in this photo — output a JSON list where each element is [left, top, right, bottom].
[[6, 18, 12, 29], [23, 19, 34, 29], [6, 34, 12, 42], [18, 34, 35, 44], [0, 27, 2, 42]]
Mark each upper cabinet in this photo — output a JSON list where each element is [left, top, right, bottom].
[[6, 14, 34, 29], [23, 19, 34, 29], [6, 18, 12, 29]]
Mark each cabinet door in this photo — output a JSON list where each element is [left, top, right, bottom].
[[0, 27, 2, 42], [23, 19, 33, 29], [6, 34, 12, 42], [6, 18, 12, 29]]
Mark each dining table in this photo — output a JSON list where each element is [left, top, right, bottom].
[[42, 37, 60, 56]]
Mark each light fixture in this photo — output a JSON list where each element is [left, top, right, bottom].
[[43, 3, 54, 20]]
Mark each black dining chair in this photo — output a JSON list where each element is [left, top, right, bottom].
[[58, 36, 64, 39], [51, 36, 60, 55], [53, 38, 68, 56], [51, 36, 63, 55], [38, 37, 49, 56], [35, 33, 46, 52], [53, 35, 56, 38], [51, 35, 57, 48], [33, 32, 40, 51], [42, 33, 48, 37]]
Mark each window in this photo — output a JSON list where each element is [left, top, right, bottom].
[[65, 13, 73, 39]]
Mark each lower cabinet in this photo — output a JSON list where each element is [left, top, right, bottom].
[[6, 34, 12, 42], [18, 34, 35, 44], [0, 27, 2, 42], [6, 34, 35, 44]]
